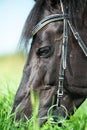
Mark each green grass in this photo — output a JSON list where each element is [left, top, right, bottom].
[[0, 54, 87, 130]]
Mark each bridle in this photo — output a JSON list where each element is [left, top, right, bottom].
[[32, 0, 87, 123]]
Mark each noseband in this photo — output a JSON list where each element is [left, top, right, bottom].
[[32, 0, 87, 123]]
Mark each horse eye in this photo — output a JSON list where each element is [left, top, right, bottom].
[[36, 45, 54, 58]]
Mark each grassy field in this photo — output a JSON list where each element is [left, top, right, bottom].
[[0, 54, 87, 130]]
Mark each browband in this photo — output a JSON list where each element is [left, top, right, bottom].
[[32, 14, 68, 36]]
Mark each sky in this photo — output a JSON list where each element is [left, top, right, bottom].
[[0, 0, 35, 55]]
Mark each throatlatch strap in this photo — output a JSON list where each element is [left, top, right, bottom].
[[68, 21, 87, 56]]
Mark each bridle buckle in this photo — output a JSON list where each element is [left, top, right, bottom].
[[58, 90, 63, 98]]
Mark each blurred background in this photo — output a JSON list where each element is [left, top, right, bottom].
[[0, 0, 35, 92], [0, 1, 35, 121], [0, 0, 35, 55]]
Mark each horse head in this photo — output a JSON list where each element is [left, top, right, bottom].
[[11, 0, 87, 125]]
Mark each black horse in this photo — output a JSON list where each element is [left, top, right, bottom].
[[11, 0, 87, 125]]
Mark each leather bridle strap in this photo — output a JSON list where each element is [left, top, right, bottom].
[[57, 1, 68, 109], [32, 14, 68, 36], [68, 21, 87, 56]]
